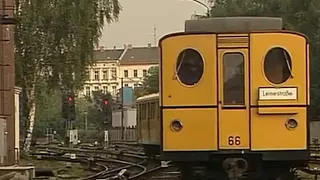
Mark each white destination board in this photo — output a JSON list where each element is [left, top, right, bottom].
[[259, 87, 297, 100]]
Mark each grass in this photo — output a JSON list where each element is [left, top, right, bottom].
[[19, 157, 93, 179]]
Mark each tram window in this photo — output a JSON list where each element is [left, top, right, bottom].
[[141, 104, 147, 120], [264, 47, 292, 84], [137, 104, 140, 121], [147, 102, 152, 119], [148, 102, 156, 119], [176, 48, 204, 86], [223, 53, 245, 105]]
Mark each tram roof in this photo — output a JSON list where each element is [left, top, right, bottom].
[[185, 17, 283, 33], [136, 93, 159, 102]]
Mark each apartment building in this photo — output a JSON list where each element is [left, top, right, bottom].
[[81, 43, 159, 97], [119, 43, 159, 89]]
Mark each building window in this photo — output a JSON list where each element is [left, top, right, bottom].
[[124, 70, 128, 78], [112, 86, 116, 95], [94, 70, 99, 80], [94, 86, 99, 91], [143, 69, 147, 77], [85, 70, 90, 80], [102, 70, 108, 80], [124, 83, 129, 87], [134, 70, 138, 77], [85, 87, 90, 96], [103, 86, 108, 94], [111, 68, 116, 80]]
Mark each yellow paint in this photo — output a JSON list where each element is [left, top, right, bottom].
[[157, 31, 309, 152], [257, 107, 300, 114], [160, 34, 217, 106], [162, 108, 217, 151], [217, 35, 249, 48], [251, 108, 307, 150], [219, 109, 249, 149], [218, 49, 250, 149], [250, 33, 307, 106], [307, 44, 310, 105]]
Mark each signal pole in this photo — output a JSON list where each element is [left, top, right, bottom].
[[84, 112, 88, 131], [120, 77, 124, 140], [62, 92, 76, 148]]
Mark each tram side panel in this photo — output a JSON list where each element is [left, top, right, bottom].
[[250, 32, 308, 152], [148, 101, 160, 145], [160, 34, 218, 151], [137, 103, 149, 145]]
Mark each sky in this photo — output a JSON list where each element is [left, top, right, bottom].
[[99, 0, 207, 48]]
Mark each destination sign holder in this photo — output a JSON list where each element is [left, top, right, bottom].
[[258, 87, 298, 100]]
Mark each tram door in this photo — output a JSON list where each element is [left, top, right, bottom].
[[218, 49, 250, 150]]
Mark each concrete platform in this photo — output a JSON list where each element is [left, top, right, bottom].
[[0, 166, 34, 180]]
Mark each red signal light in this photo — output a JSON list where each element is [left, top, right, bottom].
[[104, 100, 108, 105], [68, 97, 73, 102]]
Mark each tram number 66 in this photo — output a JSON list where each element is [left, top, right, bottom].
[[228, 136, 241, 146]]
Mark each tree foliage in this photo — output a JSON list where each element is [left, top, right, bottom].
[[15, 0, 121, 150], [142, 66, 159, 94], [15, 0, 121, 92], [209, 0, 320, 120]]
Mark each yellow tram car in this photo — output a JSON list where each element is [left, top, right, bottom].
[[136, 93, 160, 157], [136, 17, 309, 180]]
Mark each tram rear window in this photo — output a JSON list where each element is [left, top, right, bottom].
[[223, 53, 245, 105]]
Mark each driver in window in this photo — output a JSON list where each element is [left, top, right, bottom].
[[178, 51, 203, 85]]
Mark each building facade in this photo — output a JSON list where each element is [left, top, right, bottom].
[[80, 43, 159, 97], [0, 0, 16, 165]]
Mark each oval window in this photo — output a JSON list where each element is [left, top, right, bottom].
[[176, 49, 204, 86], [264, 47, 292, 84]]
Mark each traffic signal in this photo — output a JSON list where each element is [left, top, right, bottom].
[[103, 99, 108, 106], [101, 96, 111, 124], [62, 92, 76, 121]]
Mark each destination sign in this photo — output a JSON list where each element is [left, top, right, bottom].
[[259, 87, 297, 100]]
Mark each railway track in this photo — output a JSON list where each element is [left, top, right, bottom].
[[34, 145, 178, 180], [36, 142, 320, 180], [29, 151, 107, 179]]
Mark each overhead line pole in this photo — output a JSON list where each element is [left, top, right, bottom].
[[192, 0, 211, 17], [120, 77, 124, 140]]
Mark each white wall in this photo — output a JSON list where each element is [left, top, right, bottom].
[[14, 86, 22, 161], [112, 108, 137, 127], [0, 118, 6, 165]]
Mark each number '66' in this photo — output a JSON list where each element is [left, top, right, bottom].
[[228, 136, 241, 145]]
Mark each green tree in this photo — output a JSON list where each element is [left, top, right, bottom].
[[33, 88, 63, 139], [209, 0, 320, 120], [142, 66, 159, 94], [83, 90, 113, 142], [15, 0, 121, 151]]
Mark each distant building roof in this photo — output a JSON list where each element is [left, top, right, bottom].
[[121, 46, 159, 64], [93, 49, 124, 60], [92, 44, 160, 64]]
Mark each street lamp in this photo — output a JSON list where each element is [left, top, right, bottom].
[[191, 0, 211, 17]]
